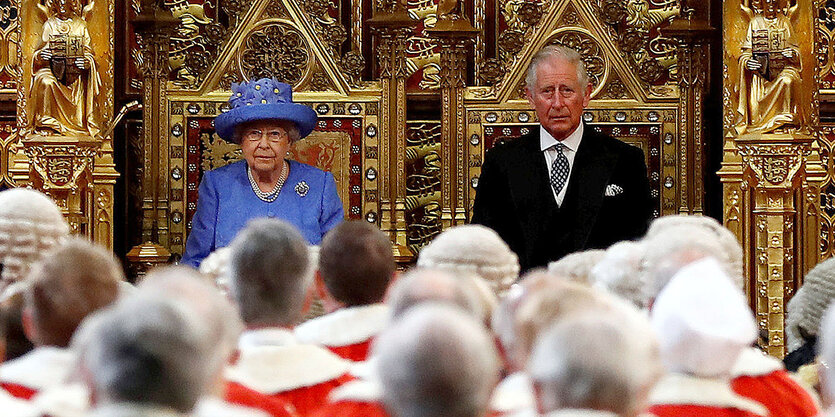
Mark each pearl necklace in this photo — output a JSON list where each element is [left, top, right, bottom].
[[248, 161, 288, 203]]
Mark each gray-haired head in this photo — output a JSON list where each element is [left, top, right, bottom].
[[74, 294, 213, 412], [387, 268, 483, 321], [374, 303, 500, 417], [528, 311, 661, 416], [139, 266, 244, 379], [525, 45, 589, 92], [227, 218, 311, 327]]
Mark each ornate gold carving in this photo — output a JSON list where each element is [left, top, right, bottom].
[[734, 0, 804, 135], [0, 0, 19, 93], [200, 133, 241, 171], [546, 29, 608, 94], [25, 0, 101, 138], [406, 122, 442, 253], [168, 0, 225, 88], [239, 21, 311, 86]]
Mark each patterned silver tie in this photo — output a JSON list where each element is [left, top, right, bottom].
[[549, 143, 569, 197]]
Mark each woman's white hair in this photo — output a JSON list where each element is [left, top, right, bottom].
[[417, 225, 519, 295], [0, 188, 69, 287], [591, 241, 648, 309], [786, 257, 835, 351]]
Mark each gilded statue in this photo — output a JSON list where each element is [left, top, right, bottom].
[[26, 0, 101, 138], [735, 0, 804, 135]]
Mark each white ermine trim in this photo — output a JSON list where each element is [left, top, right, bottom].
[[0, 347, 75, 391], [0, 387, 38, 417], [226, 345, 351, 393], [328, 379, 382, 403], [544, 409, 620, 417], [31, 382, 90, 417], [731, 347, 783, 377], [295, 304, 390, 347], [649, 373, 767, 416], [490, 372, 535, 413], [238, 328, 298, 350], [195, 396, 271, 417]]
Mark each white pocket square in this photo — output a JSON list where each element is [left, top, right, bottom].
[[604, 184, 624, 197]]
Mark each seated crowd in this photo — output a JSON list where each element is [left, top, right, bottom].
[[0, 187, 832, 417]]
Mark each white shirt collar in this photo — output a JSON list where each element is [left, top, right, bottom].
[[539, 123, 584, 153]]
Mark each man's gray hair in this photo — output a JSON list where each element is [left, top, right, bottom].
[[525, 45, 589, 90], [374, 303, 500, 417], [387, 268, 483, 320], [528, 312, 660, 416], [74, 294, 213, 412], [227, 218, 311, 326], [139, 266, 244, 377]]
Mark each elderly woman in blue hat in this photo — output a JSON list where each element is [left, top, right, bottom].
[[181, 78, 343, 267]]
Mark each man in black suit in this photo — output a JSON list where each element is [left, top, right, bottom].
[[472, 46, 653, 271]]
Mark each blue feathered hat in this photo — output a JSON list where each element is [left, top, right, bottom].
[[214, 78, 318, 143]]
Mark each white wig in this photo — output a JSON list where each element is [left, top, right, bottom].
[[528, 309, 660, 415], [786, 257, 835, 351], [417, 225, 519, 295], [591, 241, 648, 309], [374, 303, 500, 417], [74, 294, 213, 412], [548, 249, 607, 285], [642, 223, 739, 300], [645, 215, 743, 280], [0, 188, 69, 287], [816, 303, 835, 400]]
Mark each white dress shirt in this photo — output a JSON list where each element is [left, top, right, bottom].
[[540, 123, 584, 206]]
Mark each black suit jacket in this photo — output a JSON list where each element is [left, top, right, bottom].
[[471, 125, 653, 271]]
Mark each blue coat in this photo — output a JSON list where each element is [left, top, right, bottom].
[[181, 160, 344, 267]]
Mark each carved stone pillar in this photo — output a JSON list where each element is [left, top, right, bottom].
[[719, 0, 824, 357], [427, 11, 478, 228], [367, 3, 416, 262]]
